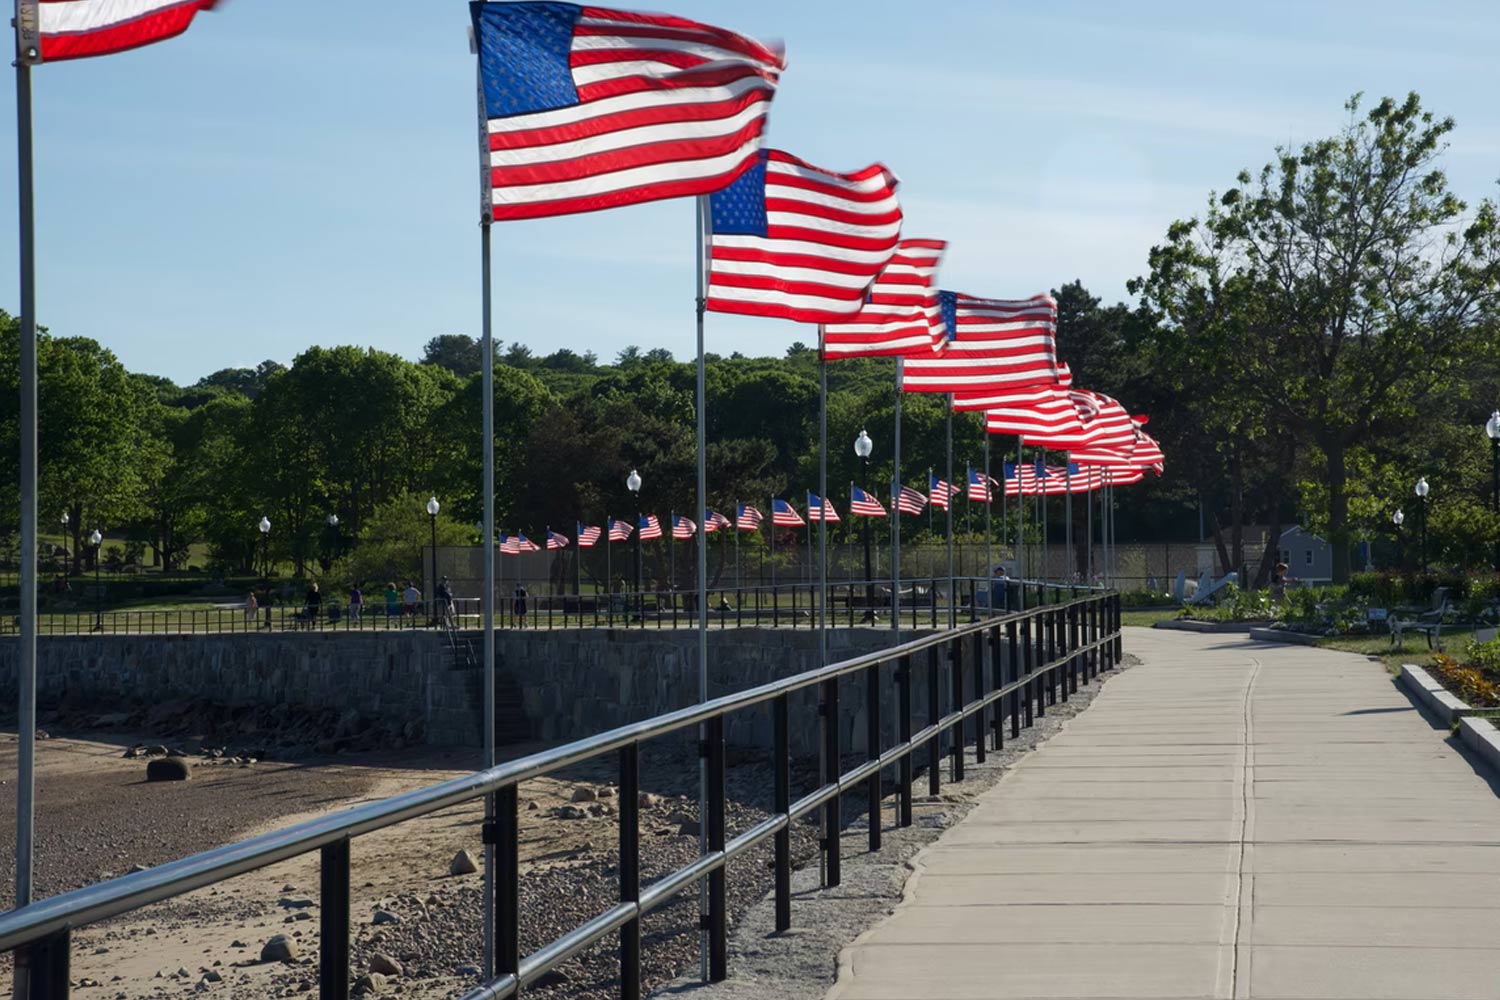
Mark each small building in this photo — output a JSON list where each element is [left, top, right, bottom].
[[1278, 526, 1332, 585]]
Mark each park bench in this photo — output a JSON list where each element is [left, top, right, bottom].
[[1388, 588, 1451, 651]]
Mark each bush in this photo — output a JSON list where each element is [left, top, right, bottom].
[[1120, 588, 1176, 607], [1431, 652, 1500, 707]]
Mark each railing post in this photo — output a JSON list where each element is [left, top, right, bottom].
[[865, 661, 881, 852], [1070, 603, 1082, 692], [949, 637, 964, 783], [13, 928, 70, 1000], [1007, 618, 1021, 738], [706, 715, 728, 980], [773, 694, 792, 932], [319, 838, 351, 1000], [1047, 609, 1060, 706], [1112, 592, 1123, 663], [926, 644, 942, 795], [820, 677, 842, 887], [619, 743, 641, 1000], [494, 785, 520, 986], [1025, 614, 1041, 721], [897, 655, 913, 828], [1056, 609, 1069, 704], [989, 624, 1003, 750], [971, 628, 986, 764]]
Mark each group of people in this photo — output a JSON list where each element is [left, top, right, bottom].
[[243, 576, 460, 629]]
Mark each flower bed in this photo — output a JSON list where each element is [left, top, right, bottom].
[[1427, 642, 1500, 708]]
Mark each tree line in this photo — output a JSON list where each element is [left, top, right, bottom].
[[3, 92, 1499, 587]]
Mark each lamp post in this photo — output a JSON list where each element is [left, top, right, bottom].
[[1392, 509, 1405, 570], [59, 511, 69, 576], [426, 497, 440, 605], [1414, 477, 1430, 574], [324, 513, 340, 574], [627, 470, 643, 617], [258, 516, 271, 577], [1487, 411, 1500, 571], [854, 429, 874, 618], [89, 528, 103, 631]]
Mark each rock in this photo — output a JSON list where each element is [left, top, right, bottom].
[[597, 785, 614, 798], [201, 970, 222, 984], [448, 849, 479, 876], [526, 800, 539, 811], [570, 787, 596, 803], [456, 965, 481, 977], [279, 898, 315, 910], [368, 953, 403, 977], [176, 967, 191, 978], [34, 729, 49, 740], [146, 758, 191, 782], [283, 912, 311, 923], [129, 863, 149, 874], [371, 910, 400, 926], [121, 747, 140, 759], [352, 973, 386, 995], [259, 936, 298, 963], [676, 820, 701, 837], [230, 940, 247, 949], [555, 805, 587, 820], [639, 792, 662, 808], [532, 969, 569, 989]]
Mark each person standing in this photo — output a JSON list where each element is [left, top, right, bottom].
[[304, 581, 322, 626], [513, 583, 528, 629], [349, 582, 363, 624], [384, 582, 400, 622], [402, 580, 422, 625], [435, 575, 454, 628]]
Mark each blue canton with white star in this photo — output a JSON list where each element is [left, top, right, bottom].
[[710, 152, 769, 236], [937, 291, 959, 342], [472, 2, 581, 120]]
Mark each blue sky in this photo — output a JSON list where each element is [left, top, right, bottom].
[[2, 0, 1498, 384]]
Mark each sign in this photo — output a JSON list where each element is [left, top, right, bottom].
[[1366, 607, 1388, 623]]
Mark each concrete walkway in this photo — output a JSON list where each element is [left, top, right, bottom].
[[826, 627, 1500, 1000]]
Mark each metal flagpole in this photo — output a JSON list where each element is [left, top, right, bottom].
[[694, 194, 713, 979], [480, 221, 499, 977], [1041, 453, 1049, 584], [669, 510, 676, 593], [945, 397, 954, 627], [984, 435, 992, 589], [1065, 463, 1073, 585], [1015, 439, 1025, 607], [817, 330, 831, 888], [769, 497, 775, 594], [891, 363, 902, 637], [927, 467, 934, 583], [733, 500, 740, 594], [13, 14, 40, 916]]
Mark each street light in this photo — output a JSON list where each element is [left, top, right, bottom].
[[853, 430, 875, 618], [1392, 509, 1405, 571], [258, 516, 271, 577], [627, 470, 643, 615], [60, 510, 70, 575], [426, 497, 440, 607], [89, 528, 103, 632], [326, 513, 340, 565], [1414, 478, 1430, 573]]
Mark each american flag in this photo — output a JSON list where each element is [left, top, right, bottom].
[[771, 499, 804, 527], [19, 0, 219, 64], [706, 149, 904, 324], [547, 529, 570, 550], [822, 239, 947, 358], [929, 474, 961, 510], [1063, 390, 1138, 460], [516, 533, 541, 553], [902, 293, 1059, 394], [968, 382, 1087, 444], [470, 3, 784, 222], [672, 515, 697, 539], [608, 518, 634, 542], [850, 486, 887, 517], [966, 467, 992, 502], [499, 533, 522, 555], [704, 510, 732, 533], [638, 514, 663, 540], [1130, 431, 1166, 470], [807, 493, 841, 523], [894, 485, 927, 515], [735, 504, 764, 530], [577, 523, 603, 548]]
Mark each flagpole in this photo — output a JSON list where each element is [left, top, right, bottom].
[[1041, 453, 1049, 585], [733, 500, 741, 595], [1065, 462, 1074, 585], [694, 194, 713, 980], [945, 396, 954, 627], [13, 27, 39, 915], [479, 217, 498, 977], [1087, 480, 1094, 585], [1015, 439, 1025, 608], [606, 520, 613, 623], [669, 510, 676, 596], [984, 434, 992, 596], [891, 362, 902, 638]]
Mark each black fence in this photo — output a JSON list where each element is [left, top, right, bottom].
[[1, 577, 1076, 635], [0, 590, 1123, 1000]]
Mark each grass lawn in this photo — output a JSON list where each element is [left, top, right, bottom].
[[1122, 608, 1180, 628], [1316, 628, 1478, 676]]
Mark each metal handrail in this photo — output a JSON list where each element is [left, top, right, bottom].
[[1, 589, 1124, 1000]]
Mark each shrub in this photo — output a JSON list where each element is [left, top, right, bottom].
[[1120, 588, 1176, 607], [1430, 652, 1500, 707]]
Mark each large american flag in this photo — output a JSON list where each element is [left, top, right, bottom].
[[704, 510, 732, 533], [1130, 431, 1166, 471], [19, 0, 218, 63], [850, 486, 887, 517], [671, 515, 697, 539], [822, 239, 947, 358], [971, 383, 1087, 444], [706, 149, 904, 324], [807, 493, 841, 523], [902, 293, 1059, 394], [771, 499, 804, 527], [1063, 390, 1138, 460], [638, 514, 663, 540], [516, 533, 541, 553], [499, 533, 522, 555], [929, 474, 961, 511], [735, 504, 764, 530], [547, 529, 570, 550], [470, 3, 784, 222], [577, 523, 603, 548], [608, 518, 634, 542], [894, 485, 927, 515]]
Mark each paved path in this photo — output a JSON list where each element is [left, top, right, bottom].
[[826, 627, 1500, 1000]]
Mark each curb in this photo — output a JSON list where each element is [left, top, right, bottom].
[[1459, 717, 1500, 773], [1398, 663, 1472, 726], [1247, 627, 1323, 646], [1152, 619, 1264, 634]]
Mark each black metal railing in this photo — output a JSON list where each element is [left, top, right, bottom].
[[0, 590, 1123, 1000], [1, 577, 1089, 636]]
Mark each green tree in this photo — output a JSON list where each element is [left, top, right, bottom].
[[421, 334, 484, 377], [1132, 93, 1500, 581]]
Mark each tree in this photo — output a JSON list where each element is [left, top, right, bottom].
[[421, 334, 484, 377], [1132, 93, 1500, 581]]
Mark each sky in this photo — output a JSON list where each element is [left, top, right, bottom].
[[2, 0, 1499, 385]]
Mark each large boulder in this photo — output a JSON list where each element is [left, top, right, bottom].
[[146, 758, 190, 782], [259, 935, 298, 963]]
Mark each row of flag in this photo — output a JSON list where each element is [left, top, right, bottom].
[[512, 464, 1146, 553]]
